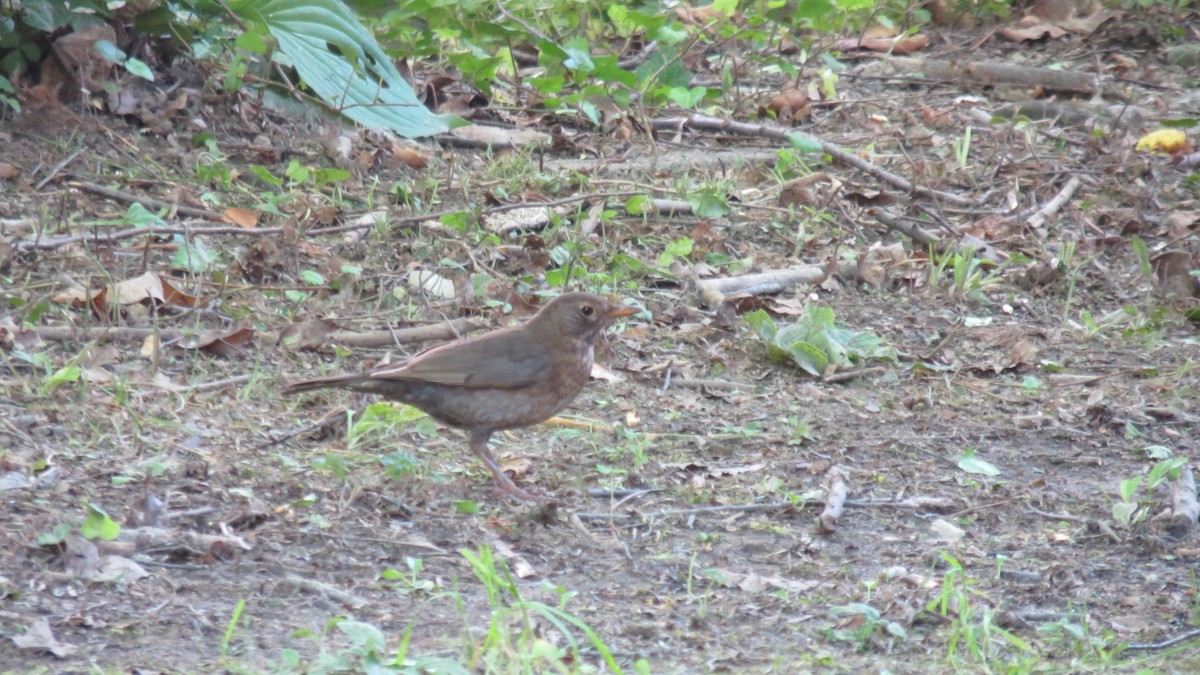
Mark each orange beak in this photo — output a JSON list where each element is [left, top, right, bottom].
[[607, 305, 639, 319]]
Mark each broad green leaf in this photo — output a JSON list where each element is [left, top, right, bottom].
[[787, 132, 824, 153], [172, 238, 217, 273], [238, 0, 452, 138], [82, 503, 121, 540], [787, 341, 827, 376], [957, 451, 1000, 477]]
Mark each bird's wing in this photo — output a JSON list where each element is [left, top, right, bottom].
[[368, 332, 550, 389]]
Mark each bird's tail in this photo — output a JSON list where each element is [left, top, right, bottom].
[[283, 373, 374, 394]]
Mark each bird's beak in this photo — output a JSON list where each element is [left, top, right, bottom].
[[606, 305, 639, 319]]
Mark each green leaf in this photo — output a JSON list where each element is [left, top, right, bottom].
[[45, 366, 81, 389], [82, 503, 121, 540], [454, 500, 480, 515], [20, 0, 73, 31], [238, 0, 451, 138], [125, 202, 167, 227], [787, 132, 824, 153], [1112, 501, 1138, 526], [124, 58, 154, 81], [742, 309, 777, 342], [1118, 477, 1141, 501], [93, 40, 126, 64], [171, 238, 218, 273], [625, 195, 651, 215], [37, 522, 72, 546], [300, 269, 326, 286], [562, 38, 594, 72], [787, 341, 827, 376], [957, 450, 1000, 477], [336, 620, 386, 650], [248, 165, 283, 187], [664, 236, 694, 258]]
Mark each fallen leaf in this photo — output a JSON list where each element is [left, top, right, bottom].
[[12, 618, 78, 658], [222, 207, 260, 229]]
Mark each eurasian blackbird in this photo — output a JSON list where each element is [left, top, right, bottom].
[[285, 292, 637, 501]]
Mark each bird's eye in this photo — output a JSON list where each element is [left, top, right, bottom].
[[580, 304, 595, 317]]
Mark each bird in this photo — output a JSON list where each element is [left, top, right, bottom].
[[284, 292, 638, 501]]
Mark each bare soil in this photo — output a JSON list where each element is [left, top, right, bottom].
[[2, 9, 1200, 674]]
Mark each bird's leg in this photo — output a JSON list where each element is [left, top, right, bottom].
[[469, 430, 537, 502]]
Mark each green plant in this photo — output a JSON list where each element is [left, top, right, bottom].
[[743, 305, 893, 377], [346, 402, 437, 452], [460, 544, 623, 673], [953, 125, 973, 170], [379, 556, 437, 595], [1112, 456, 1188, 529], [928, 246, 1002, 302], [927, 553, 1037, 670], [826, 602, 906, 651]]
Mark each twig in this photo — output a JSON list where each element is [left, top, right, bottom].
[[818, 466, 848, 533], [1167, 463, 1198, 538], [1124, 628, 1200, 651], [28, 317, 482, 349], [281, 574, 368, 609], [1024, 176, 1081, 229], [651, 113, 975, 206], [34, 147, 86, 191], [575, 494, 954, 521]]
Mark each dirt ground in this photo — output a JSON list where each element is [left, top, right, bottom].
[[3, 7, 1200, 674]]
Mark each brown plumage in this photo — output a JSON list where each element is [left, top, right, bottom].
[[285, 292, 637, 501]]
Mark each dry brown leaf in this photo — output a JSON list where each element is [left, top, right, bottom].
[[278, 318, 339, 351], [12, 617, 78, 658], [181, 324, 255, 356], [391, 143, 430, 169], [222, 207, 260, 229], [999, 23, 1068, 41]]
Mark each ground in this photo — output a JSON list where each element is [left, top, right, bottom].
[[2, 5, 1200, 674]]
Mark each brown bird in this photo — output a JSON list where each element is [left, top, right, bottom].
[[285, 292, 637, 501]]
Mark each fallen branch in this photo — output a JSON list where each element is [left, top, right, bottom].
[[873, 57, 1098, 95], [574, 494, 955, 521], [1124, 628, 1200, 652], [1167, 463, 1199, 539], [818, 465, 848, 533], [1024, 176, 1081, 230], [281, 574, 368, 609], [651, 113, 975, 206], [26, 317, 484, 349], [697, 260, 854, 306]]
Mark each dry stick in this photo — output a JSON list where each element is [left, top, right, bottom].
[[17, 189, 642, 250], [877, 57, 1099, 95], [1024, 176, 1082, 230], [818, 465, 848, 533], [1168, 463, 1199, 536], [575, 495, 953, 521], [873, 211, 943, 250], [696, 259, 843, 306], [34, 147, 87, 191], [28, 317, 483, 349], [1124, 628, 1200, 652], [281, 574, 368, 609], [650, 113, 975, 207], [75, 182, 224, 219], [15, 221, 285, 252]]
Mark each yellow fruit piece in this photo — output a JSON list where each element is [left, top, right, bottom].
[[1135, 129, 1190, 155]]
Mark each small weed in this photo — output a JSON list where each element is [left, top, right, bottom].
[[928, 246, 1002, 302], [825, 603, 906, 652], [743, 305, 893, 377], [1112, 455, 1188, 529], [927, 553, 1037, 670]]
